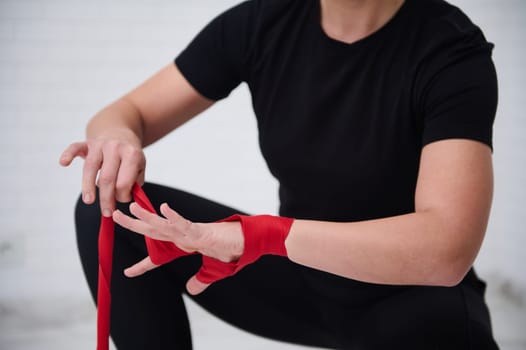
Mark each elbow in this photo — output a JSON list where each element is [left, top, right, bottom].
[[417, 212, 486, 287], [425, 243, 478, 287], [419, 229, 480, 287], [432, 267, 469, 287]]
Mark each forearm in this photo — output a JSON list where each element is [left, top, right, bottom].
[[86, 64, 214, 148], [285, 210, 483, 287], [284, 140, 492, 287]]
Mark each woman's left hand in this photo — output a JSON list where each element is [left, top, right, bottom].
[[112, 202, 244, 294]]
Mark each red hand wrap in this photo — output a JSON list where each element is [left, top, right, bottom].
[[97, 216, 114, 350], [97, 185, 293, 350], [131, 184, 192, 265], [195, 214, 294, 284], [97, 184, 191, 350]]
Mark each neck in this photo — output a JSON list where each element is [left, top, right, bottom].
[[320, 0, 405, 44]]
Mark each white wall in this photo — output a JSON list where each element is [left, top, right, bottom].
[[0, 0, 524, 349]]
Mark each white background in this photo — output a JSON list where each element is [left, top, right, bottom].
[[0, 0, 524, 349]]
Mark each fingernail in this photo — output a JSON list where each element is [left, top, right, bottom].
[[83, 192, 92, 203], [102, 208, 112, 217]]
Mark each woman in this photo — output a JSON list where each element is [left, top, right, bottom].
[[60, 0, 499, 348]]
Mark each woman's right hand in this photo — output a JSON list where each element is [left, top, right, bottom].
[[59, 63, 215, 216], [59, 131, 146, 217]]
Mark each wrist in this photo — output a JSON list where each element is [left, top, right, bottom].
[[220, 214, 294, 262], [201, 221, 244, 263], [220, 221, 244, 261], [87, 100, 145, 146], [194, 214, 294, 285], [89, 127, 142, 146]]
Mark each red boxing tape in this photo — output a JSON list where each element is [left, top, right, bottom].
[[96, 216, 114, 350], [96, 185, 294, 350], [97, 184, 191, 350], [132, 184, 192, 265], [195, 214, 294, 284]]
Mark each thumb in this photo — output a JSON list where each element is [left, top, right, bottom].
[[124, 256, 159, 277], [186, 275, 211, 295], [187, 256, 237, 295]]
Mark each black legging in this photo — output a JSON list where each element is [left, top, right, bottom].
[[75, 182, 499, 349]]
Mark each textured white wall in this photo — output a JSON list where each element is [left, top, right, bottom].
[[0, 0, 524, 349]]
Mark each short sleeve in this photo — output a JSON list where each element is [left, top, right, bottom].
[[175, 1, 253, 100], [417, 19, 498, 149]]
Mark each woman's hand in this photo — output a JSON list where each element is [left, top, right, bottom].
[[59, 129, 146, 217], [59, 64, 214, 217], [113, 202, 244, 295]]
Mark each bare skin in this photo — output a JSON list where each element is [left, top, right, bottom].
[[60, 0, 493, 295], [60, 64, 214, 216], [320, 0, 405, 44]]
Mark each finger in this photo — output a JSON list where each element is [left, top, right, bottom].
[[97, 151, 121, 217], [159, 203, 203, 250], [115, 150, 145, 202], [59, 142, 88, 166], [128, 202, 177, 241], [81, 147, 102, 205], [130, 202, 165, 225], [124, 256, 159, 278], [113, 209, 165, 240], [186, 275, 211, 295], [160, 203, 191, 231]]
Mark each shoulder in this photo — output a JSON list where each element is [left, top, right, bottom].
[[211, 0, 308, 44], [401, 0, 496, 103], [234, 0, 309, 32], [215, 0, 313, 61], [405, 1, 498, 148], [406, 0, 493, 57], [409, 0, 479, 31], [219, 0, 302, 21]]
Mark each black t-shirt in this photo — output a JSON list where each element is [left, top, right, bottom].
[[175, 0, 497, 224]]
